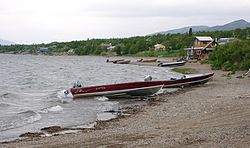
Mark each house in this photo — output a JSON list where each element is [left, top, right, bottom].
[[67, 49, 75, 55], [38, 47, 49, 52], [101, 43, 112, 49], [185, 36, 217, 60], [154, 44, 165, 51], [217, 38, 236, 45], [101, 43, 116, 51], [107, 45, 116, 51]]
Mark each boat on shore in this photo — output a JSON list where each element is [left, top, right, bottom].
[[137, 58, 158, 63], [115, 60, 130, 64], [69, 73, 213, 98], [161, 72, 214, 88], [106, 59, 124, 63], [70, 81, 163, 98], [158, 60, 187, 67]]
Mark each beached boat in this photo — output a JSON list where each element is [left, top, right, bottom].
[[69, 73, 213, 98], [161, 72, 214, 88], [106, 59, 124, 63], [115, 60, 130, 64], [158, 60, 187, 67], [70, 81, 163, 98], [137, 58, 158, 63]]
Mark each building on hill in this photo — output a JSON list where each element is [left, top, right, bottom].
[[217, 38, 236, 45], [185, 36, 218, 60], [154, 44, 165, 51], [67, 49, 75, 55], [101, 43, 116, 51], [38, 47, 49, 52]]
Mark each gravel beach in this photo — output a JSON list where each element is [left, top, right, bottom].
[[1, 62, 250, 148]]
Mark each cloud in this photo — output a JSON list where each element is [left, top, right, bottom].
[[0, 0, 250, 43], [84, 0, 250, 18]]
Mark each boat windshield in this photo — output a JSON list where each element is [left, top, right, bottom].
[[73, 81, 83, 88]]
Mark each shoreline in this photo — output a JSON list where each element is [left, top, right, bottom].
[[1, 62, 250, 147]]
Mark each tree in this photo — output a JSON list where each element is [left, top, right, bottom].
[[188, 28, 193, 36]]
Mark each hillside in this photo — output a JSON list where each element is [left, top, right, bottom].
[[0, 38, 15, 45], [152, 19, 250, 35]]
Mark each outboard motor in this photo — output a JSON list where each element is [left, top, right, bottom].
[[157, 62, 163, 66], [64, 90, 69, 96], [144, 75, 153, 82], [137, 58, 143, 62]]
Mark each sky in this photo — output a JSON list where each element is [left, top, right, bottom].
[[1, 0, 250, 44]]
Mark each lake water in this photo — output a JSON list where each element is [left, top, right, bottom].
[[0, 54, 180, 141]]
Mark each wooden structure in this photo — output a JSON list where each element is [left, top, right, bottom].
[[217, 38, 236, 45], [185, 36, 217, 60], [38, 47, 49, 52], [154, 44, 165, 51]]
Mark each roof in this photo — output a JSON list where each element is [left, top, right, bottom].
[[218, 38, 235, 44], [154, 44, 165, 48], [195, 36, 213, 41], [38, 47, 48, 52]]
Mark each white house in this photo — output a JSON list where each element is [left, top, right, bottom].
[[154, 44, 165, 51]]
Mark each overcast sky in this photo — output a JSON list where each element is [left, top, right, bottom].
[[1, 0, 250, 44]]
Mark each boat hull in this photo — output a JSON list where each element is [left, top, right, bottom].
[[161, 73, 214, 88], [138, 59, 158, 63], [158, 60, 187, 67], [115, 60, 130, 64], [70, 73, 214, 98], [71, 81, 163, 98]]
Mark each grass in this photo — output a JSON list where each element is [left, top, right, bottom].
[[173, 68, 197, 74]]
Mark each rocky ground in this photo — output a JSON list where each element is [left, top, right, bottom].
[[1, 62, 250, 148]]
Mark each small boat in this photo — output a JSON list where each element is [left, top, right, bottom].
[[115, 60, 130, 64], [158, 60, 187, 67], [70, 73, 213, 99], [106, 59, 124, 63], [137, 58, 158, 63], [70, 81, 163, 98], [161, 72, 214, 88]]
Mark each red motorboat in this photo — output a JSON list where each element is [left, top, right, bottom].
[[70, 81, 163, 98], [69, 73, 214, 99]]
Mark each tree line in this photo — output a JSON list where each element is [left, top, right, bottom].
[[1, 28, 248, 55], [0, 28, 250, 70]]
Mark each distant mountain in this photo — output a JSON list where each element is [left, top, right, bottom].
[[152, 26, 209, 35], [206, 19, 250, 32], [151, 19, 250, 35], [0, 38, 15, 45]]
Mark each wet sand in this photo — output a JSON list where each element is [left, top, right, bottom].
[[1, 62, 250, 147]]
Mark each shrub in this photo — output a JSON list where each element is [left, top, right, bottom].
[[209, 40, 250, 71]]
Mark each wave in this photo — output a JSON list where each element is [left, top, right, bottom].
[[97, 112, 117, 121], [95, 96, 109, 101], [39, 105, 63, 114], [57, 90, 73, 98], [97, 101, 119, 112], [0, 110, 41, 132], [56, 90, 73, 103], [0, 93, 18, 99], [0, 102, 17, 108]]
